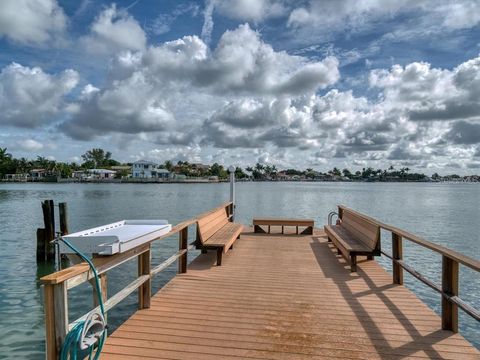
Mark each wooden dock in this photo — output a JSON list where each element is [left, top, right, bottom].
[[101, 228, 479, 359]]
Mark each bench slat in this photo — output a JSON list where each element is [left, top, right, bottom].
[[199, 211, 229, 241], [204, 223, 243, 253], [325, 225, 371, 253], [196, 204, 242, 266], [325, 208, 381, 272], [342, 217, 377, 249]]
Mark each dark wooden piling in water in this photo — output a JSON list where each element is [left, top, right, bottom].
[[37, 200, 70, 262], [37, 200, 56, 262], [58, 202, 69, 236]]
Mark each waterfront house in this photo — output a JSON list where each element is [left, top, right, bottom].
[[30, 169, 47, 179], [4, 173, 29, 181], [88, 169, 116, 179], [132, 160, 170, 179], [73, 169, 116, 180], [132, 160, 158, 178]]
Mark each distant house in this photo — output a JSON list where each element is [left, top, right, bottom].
[[132, 160, 170, 179], [30, 169, 47, 179], [73, 169, 116, 180], [192, 163, 210, 172], [276, 171, 291, 181], [156, 168, 171, 179], [4, 173, 29, 181], [132, 160, 158, 178], [88, 169, 116, 179]]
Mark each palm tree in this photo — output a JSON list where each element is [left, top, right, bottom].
[[0, 148, 12, 162], [164, 160, 173, 171]]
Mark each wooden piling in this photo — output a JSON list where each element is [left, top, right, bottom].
[[37, 200, 56, 262], [59, 202, 69, 235], [36, 228, 46, 262]]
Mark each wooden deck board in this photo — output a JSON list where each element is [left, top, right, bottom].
[[102, 229, 479, 359]]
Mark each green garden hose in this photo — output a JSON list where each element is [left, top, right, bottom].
[[58, 238, 107, 360]]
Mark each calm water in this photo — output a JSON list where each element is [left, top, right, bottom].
[[0, 182, 479, 357]]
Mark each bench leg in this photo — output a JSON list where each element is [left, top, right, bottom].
[[351, 255, 357, 272], [254, 225, 266, 233], [216, 248, 223, 266], [300, 226, 313, 235]]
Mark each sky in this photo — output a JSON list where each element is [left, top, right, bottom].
[[0, 0, 480, 174]]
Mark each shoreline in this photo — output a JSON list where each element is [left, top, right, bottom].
[[2, 179, 479, 184]]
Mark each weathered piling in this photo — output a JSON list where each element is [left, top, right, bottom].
[[58, 202, 69, 236], [37, 200, 69, 262], [36, 200, 56, 262]]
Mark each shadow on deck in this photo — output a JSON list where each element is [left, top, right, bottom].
[[102, 228, 479, 359]]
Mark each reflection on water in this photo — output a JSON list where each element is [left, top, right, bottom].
[[0, 182, 478, 358]]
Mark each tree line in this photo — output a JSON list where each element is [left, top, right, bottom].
[[0, 147, 477, 181]]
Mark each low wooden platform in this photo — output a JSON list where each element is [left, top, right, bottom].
[[102, 228, 479, 359], [253, 218, 314, 234]]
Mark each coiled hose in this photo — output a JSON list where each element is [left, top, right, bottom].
[[58, 238, 107, 360]]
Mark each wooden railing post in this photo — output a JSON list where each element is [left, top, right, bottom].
[[442, 255, 459, 332], [392, 233, 403, 285], [93, 273, 108, 321], [44, 283, 68, 360], [138, 247, 151, 309], [179, 227, 188, 274]]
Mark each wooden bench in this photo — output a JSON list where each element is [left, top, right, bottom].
[[324, 207, 380, 272], [253, 218, 314, 235], [196, 206, 242, 266]]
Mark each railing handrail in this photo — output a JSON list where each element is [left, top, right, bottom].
[[338, 204, 480, 272], [41, 201, 233, 359], [336, 204, 479, 334], [40, 201, 233, 286]]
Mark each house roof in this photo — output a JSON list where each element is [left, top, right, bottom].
[[133, 160, 157, 165], [87, 169, 116, 174]]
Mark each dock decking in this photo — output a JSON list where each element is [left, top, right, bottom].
[[101, 228, 479, 359]]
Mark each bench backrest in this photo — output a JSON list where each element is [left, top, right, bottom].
[[340, 209, 381, 253], [197, 207, 229, 244]]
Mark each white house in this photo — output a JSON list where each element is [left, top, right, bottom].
[[73, 169, 116, 180], [132, 160, 170, 179]]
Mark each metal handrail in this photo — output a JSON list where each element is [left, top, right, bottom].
[[327, 211, 338, 226]]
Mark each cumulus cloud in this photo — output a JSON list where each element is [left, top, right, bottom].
[[288, 0, 480, 32], [445, 121, 480, 145], [370, 56, 480, 122], [0, 63, 79, 128], [143, 24, 339, 95], [215, 0, 287, 22], [0, 0, 67, 46], [61, 24, 339, 140], [16, 139, 44, 152], [201, 0, 288, 43], [81, 4, 146, 55], [61, 73, 175, 140]]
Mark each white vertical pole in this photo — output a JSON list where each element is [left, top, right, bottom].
[[228, 165, 235, 221]]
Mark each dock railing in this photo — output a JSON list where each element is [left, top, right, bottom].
[[40, 201, 234, 360], [338, 205, 480, 333]]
